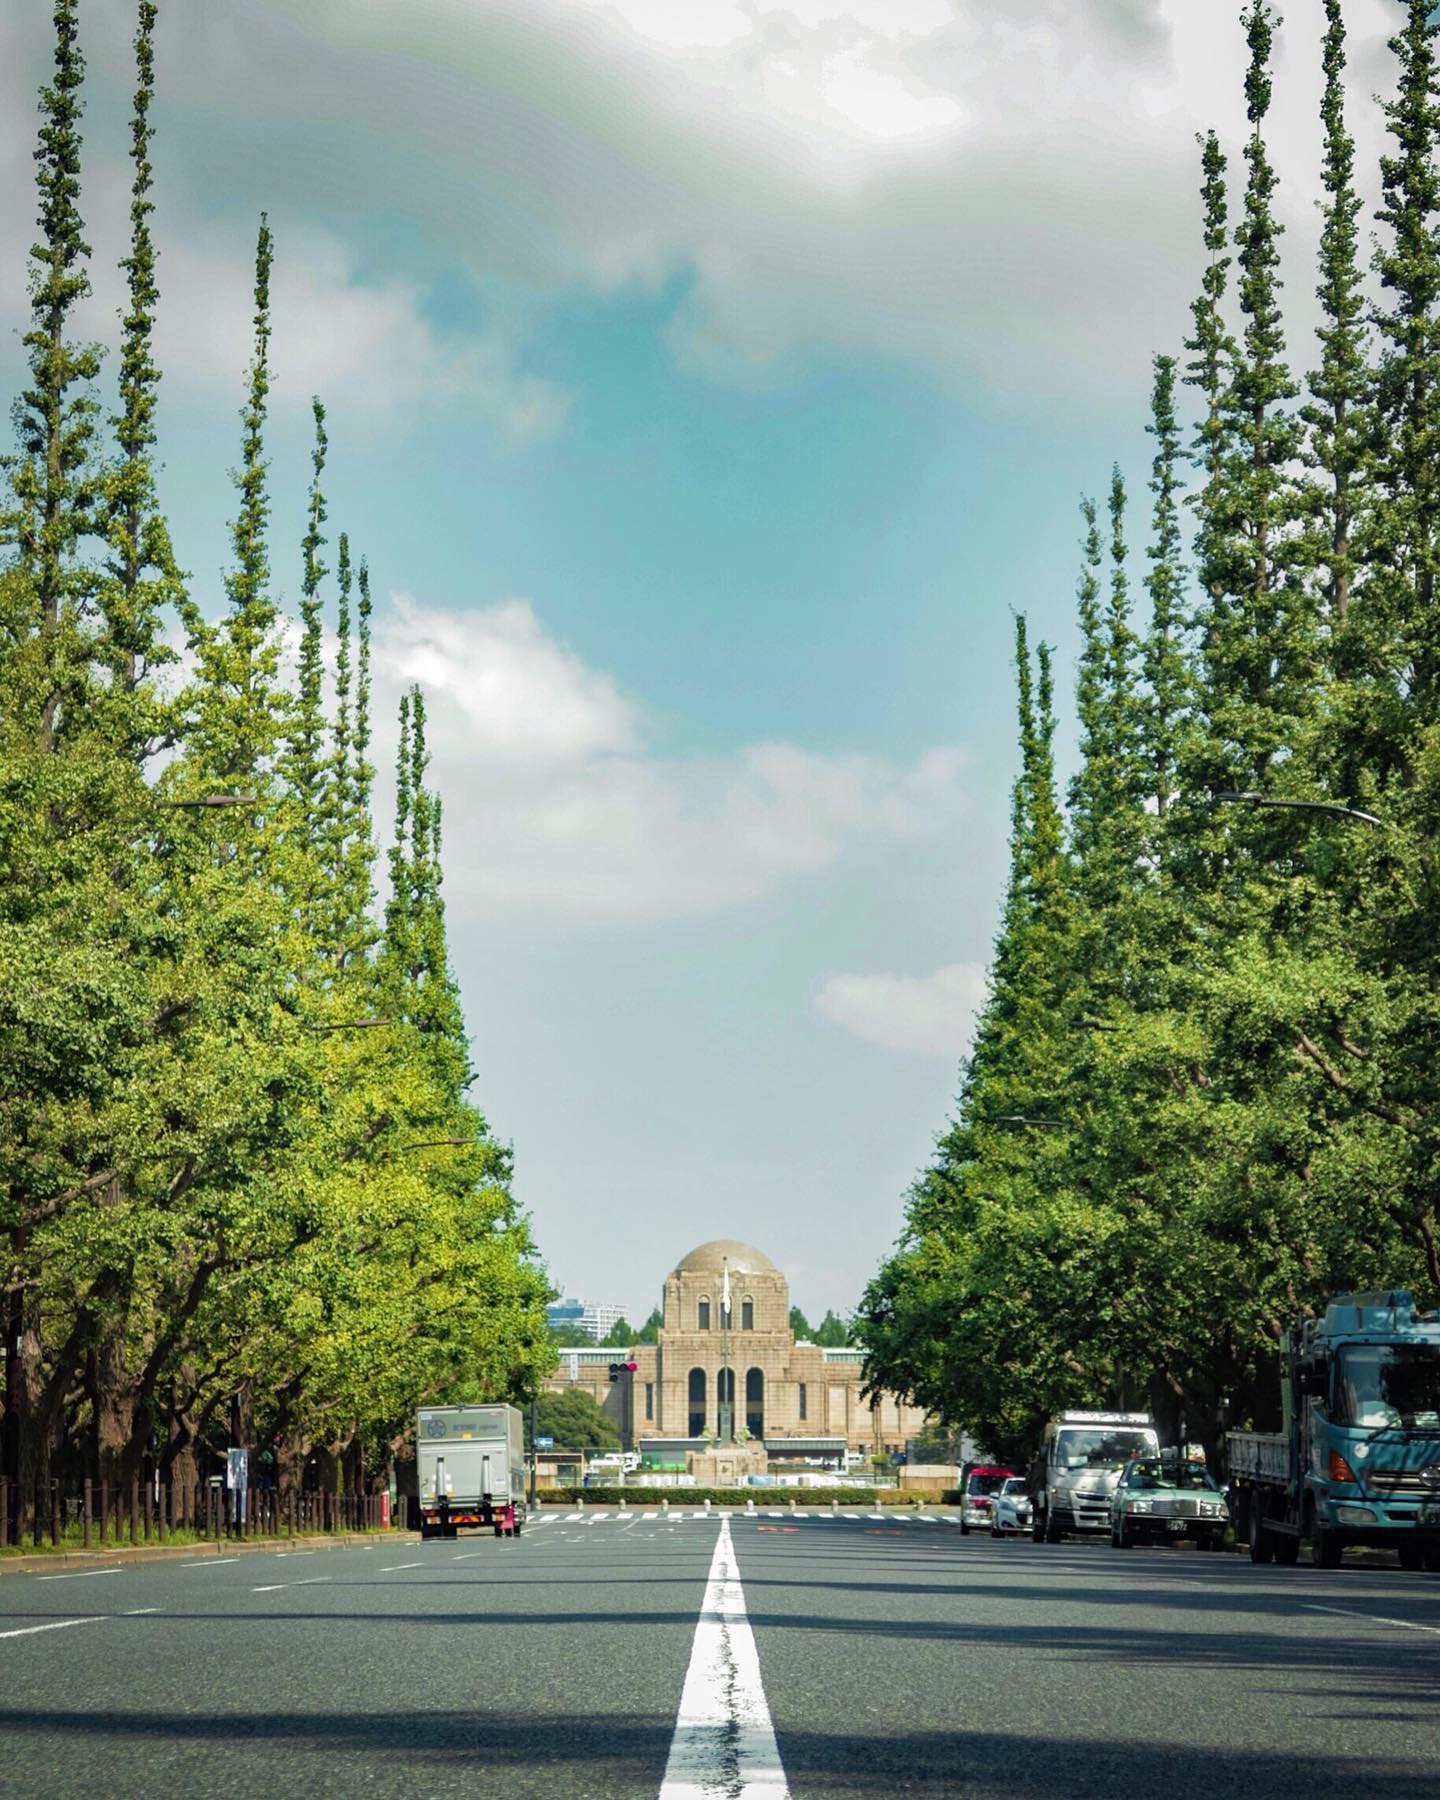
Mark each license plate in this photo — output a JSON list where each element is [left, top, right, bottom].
[[1168, 1519, 1187, 1532]]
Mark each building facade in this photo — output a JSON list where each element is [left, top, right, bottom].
[[543, 1238, 928, 1460]]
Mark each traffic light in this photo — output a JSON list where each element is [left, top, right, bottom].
[[608, 1361, 639, 1382]]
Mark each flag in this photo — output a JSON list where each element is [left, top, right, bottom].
[[722, 1259, 730, 1319]]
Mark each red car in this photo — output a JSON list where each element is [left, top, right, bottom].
[[960, 1464, 1016, 1534]]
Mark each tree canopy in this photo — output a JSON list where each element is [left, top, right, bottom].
[[0, 2, 552, 1538], [857, 2, 1440, 1475]]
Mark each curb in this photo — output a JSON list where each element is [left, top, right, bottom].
[[0, 1530, 422, 1578]]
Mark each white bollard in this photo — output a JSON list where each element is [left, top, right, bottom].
[[704, 1496, 712, 1513], [661, 1497, 670, 1516], [745, 1496, 756, 1516], [831, 1498, 838, 1516]]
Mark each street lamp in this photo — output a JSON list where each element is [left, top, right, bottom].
[[1210, 789, 1384, 828]]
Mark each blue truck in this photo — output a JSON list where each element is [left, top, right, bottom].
[[1228, 1290, 1440, 1570]]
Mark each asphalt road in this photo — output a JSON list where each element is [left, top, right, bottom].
[[2, 1508, 1438, 1797]]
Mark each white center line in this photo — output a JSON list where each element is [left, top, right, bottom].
[[181, 1558, 233, 1568], [378, 1562, 424, 1573], [0, 1615, 106, 1640], [252, 1583, 287, 1592], [37, 1567, 122, 1581], [1303, 1602, 1440, 1638], [659, 1516, 788, 1799], [452, 1551, 486, 1560], [124, 1607, 160, 1616]]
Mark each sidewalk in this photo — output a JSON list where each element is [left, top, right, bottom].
[[0, 1529, 421, 1578]]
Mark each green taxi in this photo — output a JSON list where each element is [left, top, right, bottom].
[[1109, 1457, 1229, 1550]]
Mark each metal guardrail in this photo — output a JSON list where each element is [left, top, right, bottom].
[[0, 1476, 388, 1551]]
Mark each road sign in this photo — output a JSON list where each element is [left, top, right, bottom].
[[535, 1435, 555, 1449], [568, 1353, 579, 1382]]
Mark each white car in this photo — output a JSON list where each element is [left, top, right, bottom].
[[989, 1477, 1034, 1537]]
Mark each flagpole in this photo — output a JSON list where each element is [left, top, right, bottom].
[[721, 1256, 731, 1444]]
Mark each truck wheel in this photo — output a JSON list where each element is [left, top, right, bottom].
[[960, 1518, 970, 1536], [1311, 1524, 1343, 1569], [1248, 1503, 1274, 1565], [1274, 1535, 1300, 1565], [1114, 1517, 1133, 1549], [1398, 1542, 1424, 1572], [1044, 1510, 1063, 1544], [1424, 1547, 1440, 1573], [1031, 1510, 1045, 1544]]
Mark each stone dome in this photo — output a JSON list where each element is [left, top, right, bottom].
[[674, 1238, 776, 1276]]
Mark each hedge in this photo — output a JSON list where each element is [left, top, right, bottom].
[[539, 1486, 957, 1508]]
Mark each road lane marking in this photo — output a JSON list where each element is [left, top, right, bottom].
[[379, 1562, 424, 1572], [565, 1512, 583, 1520], [0, 1615, 106, 1640], [124, 1607, 160, 1616], [275, 1550, 315, 1558], [1304, 1603, 1440, 1639], [452, 1551, 486, 1560], [644, 1511, 660, 1519], [252, 1584, 287, 1592], [844, 1512, 859, 1519], [587, 1512, 610, 1522], [659, 1516, 788, 1799], [181, 1559, 233, 1568], [37, 1568, 122, 1581]]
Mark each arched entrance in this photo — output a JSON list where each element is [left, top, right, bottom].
[[745, 1368, 764, 1440], [688, 1368, 706, 1439]]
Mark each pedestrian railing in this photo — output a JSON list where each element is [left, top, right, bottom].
[[0, 1477, 389, 1551]]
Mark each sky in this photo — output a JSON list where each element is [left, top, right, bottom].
[[0, 0, 1410, 1322]]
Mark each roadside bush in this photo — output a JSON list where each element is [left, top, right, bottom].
[[544, 1486, 953, 1507]]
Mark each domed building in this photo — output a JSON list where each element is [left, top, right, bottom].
[[544, 1238, 929, 1470]]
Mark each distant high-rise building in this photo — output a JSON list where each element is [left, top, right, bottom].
[[580, 1300, 627, 1341], [546, 1297, 586, 1332]]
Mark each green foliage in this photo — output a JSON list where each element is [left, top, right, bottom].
[[526, 1390, 621, 1451], [788, 1305, 813, 1339], [0, 3, 551, 1535], [858, 5, 1440, 1476]]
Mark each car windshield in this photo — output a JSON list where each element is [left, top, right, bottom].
[[1056, 1429, 1155, 1470], [1335, 1344, 1440, 1429], [1000, 1478, 1027, 1496], [1162, 1462, 1219, 1490], [1125, 1460, 1164, 1489], [966, 1471, 1009, 1495]]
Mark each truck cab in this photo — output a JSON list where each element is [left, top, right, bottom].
[[1031, 1411, 1160, 1542], [1234, 1291, 1440, 1570]]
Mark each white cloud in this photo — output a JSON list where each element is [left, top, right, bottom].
[[2, 0, 1410, 424], [814, 960, 987, 1056], [376, 594, 636, 766], [366, 594, 967, 919]]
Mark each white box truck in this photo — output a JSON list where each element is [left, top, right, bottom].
[[416, 1403, 526, 1539]]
